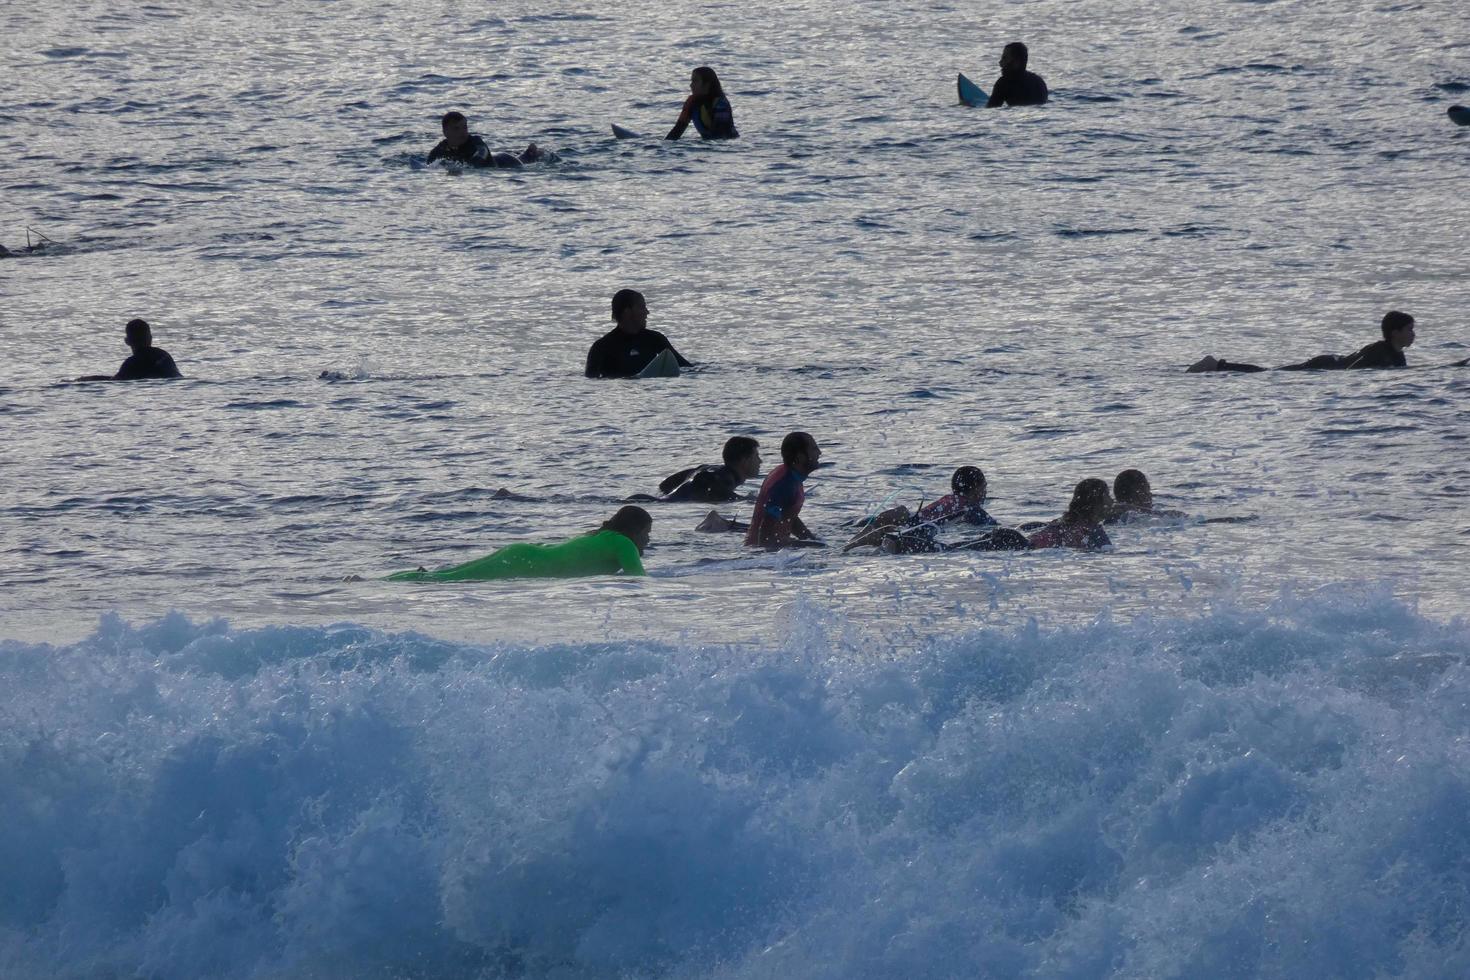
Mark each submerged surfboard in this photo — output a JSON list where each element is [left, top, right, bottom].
[[636, 350, 682, 378], [957, 72, 988, 107], [611, 123, 641, 139], [1450, 105, 1470, 127]]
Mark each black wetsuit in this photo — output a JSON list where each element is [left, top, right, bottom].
[[987, 70, 1049, 107], [1213, 339, 1407, 373], [116, 347, 181, 380], [657, 464, 743, 503], [426, 134, 521, 169], [584, 328, 691, 378]]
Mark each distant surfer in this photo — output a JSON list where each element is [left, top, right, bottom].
[[76, 319, 182, 382], [1106, 470, 1185, 524], [388, 505, 652, 581], [1186, 311, 1416, 373], [665, 67, 739, 140], [746, 432, 822, 551], [637, 437, 762, 503], [1026, 479, 1112, 550], [986, 42, 1049, 107], [425, 111, 548, 169], [585, 289, 692, 378]]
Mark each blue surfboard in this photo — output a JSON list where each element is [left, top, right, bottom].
[[957, 72, 988, 107], [611, 123, 641, 139]]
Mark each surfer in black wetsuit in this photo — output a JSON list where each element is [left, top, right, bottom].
[[1187, 311, 1415, 373], [77, 319, 182, 381], [584, 289, 693, 378], [646, 436, 761, 503], [425, 111, 547, 169], [986, 42, 1049, 107]]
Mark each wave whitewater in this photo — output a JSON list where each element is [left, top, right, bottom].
[[3, 591, 1469, 979]]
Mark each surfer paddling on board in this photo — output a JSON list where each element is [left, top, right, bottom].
[[1026, 479, 1112, 551], [585, 289, 692, 378], [1186, 311, 1416, 373], [665, 67, 739, 140], [76, 319, 182, 382], [986, 42, 1049, 107], [633, 437, 762, 504], [426, 111, 548, 169], [745, 432, 823, 551], [388, 506, 652, 581]]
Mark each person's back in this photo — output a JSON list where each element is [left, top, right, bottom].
[[97, 319, 181, 381], [988, 42, 1048, 107], [1026, 478, 1112, 551], [1341, 338, 1407, 370], [389, 530, 643, 581], [657, 436, 760, 503]]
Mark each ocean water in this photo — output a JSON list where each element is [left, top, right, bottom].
[[3, 0, 1469, 976]]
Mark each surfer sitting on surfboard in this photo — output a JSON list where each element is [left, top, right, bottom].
[[986, 42, 1049, 107], [747, 432, 823, 551], [666, 67, 739, 140], [75, 319, 183, 382], [584, 289, 693, 378], [426, 111, 548, 169], [1186, 311, 1415, 373]]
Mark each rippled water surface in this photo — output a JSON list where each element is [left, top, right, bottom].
[[3, 0, 1470, 976]]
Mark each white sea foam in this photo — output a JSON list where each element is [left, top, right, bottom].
[[4, 591, 1468, 978]]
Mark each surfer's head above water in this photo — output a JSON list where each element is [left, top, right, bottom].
[[1064, 478, 1113, 526], [689, 66, 725, 102], [439, 111, 470, 149], [781, 431, 822, 477], [125, 318, 153, 351], [1113, 469, 1153, 510], [600, 505, 653, 553], [611, 289, 648, 335], [951, 466, 986, 502], [1000, 42, 1029, 73], [1381, 310, 1415, 350], [723, 436, 762, 480]]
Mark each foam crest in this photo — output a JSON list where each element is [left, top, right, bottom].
[[3, 591, 1469, 978]]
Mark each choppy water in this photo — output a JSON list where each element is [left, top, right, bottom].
[[3, 0, 1469, 976]]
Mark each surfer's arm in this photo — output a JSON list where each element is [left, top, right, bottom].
[[665, 96, 695, 140]]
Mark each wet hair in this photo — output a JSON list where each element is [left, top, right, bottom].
[[952, 466, 986, 497], [722, 436, 760, 468], [440, 111, 467, 129], [125, 318, 151, 343], [611, 288, 645, 321], [1003, 42, 1029, 69], [1381, 310, 1414, 340], [1063, 478, 1112, 525], [692, 66, 726, 102], [1113, 469, 1152, 506], [781, 431, 815, 465], [601, 505, 652, 538]]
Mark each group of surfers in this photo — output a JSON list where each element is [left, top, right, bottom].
[[389, 430, 1184, 582], [422, 43, 1048, 170]]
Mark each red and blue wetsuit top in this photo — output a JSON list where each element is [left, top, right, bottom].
[[911, 495, 997, 529], [745, 463, 805, 547]]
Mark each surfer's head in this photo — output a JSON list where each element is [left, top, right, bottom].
[[124, 318, 152, 351], [1113, 469, 1153, 510], [611, 289, 648, 334], [952, 466, 987, 503], [690, 66, 724, 101], [602, 505, 653, 553], [723, 436, 762, 481], [1000, 42, 1029, 73], [1064, 478, 1112, 526], [781, 431, 821, 477], [1381, 310, 1415, 350], [440, 111, 469, 148]]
